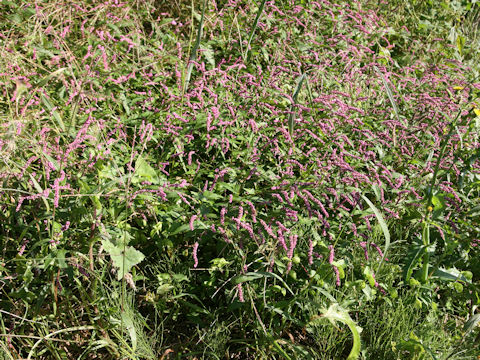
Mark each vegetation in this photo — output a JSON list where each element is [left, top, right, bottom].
[[0, 0, 479, 358]]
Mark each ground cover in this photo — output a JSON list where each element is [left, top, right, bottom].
[[0, 0, 479, 358]]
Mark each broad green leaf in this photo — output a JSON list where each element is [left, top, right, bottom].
[[456, 34, 465, 55], [431, 194, 445, 212], [202, 190, 223, 201], [431, 268, 469, 283], [363, 266, 376, 287], [133, 155, 159, 184], [101, 239, 145, 281], [232, 273, 264, 284]]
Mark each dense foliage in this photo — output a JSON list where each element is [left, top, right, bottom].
[[0, 0, 479, 358]]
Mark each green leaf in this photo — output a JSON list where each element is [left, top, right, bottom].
[[40, 94, 65, 131], [29, 173, 50, 211], [121, 311, 137, 351], [245, 0, 268, 62], [431, 194, 445, 214], [232, 271, 294, 295], [403, 239, 425, 281], [101, 239, 145, 281], [201, 190, 223, 201], [309, 305, 362, 360], [43, 152, 59, 171], [431, 268, 469, 283], [463, 314, 480, 335], [363, 266, 376, 287], [232, 273, 264, 285], [120, 93, 130, 115], [456, 34, 465, 55], [361, 194, 390, 266], [374, 65, 404, 127], [133, 155, 159, 184], [184, 0, 207, 92], [288, 72, 307, 136], [201, 44, 215, 68]]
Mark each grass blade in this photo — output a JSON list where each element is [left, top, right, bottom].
[[288, 72, 307, 136], [374, 65, 404, 146], [464, 314, 480, 335], [184, 0, 207, 93], [374, 65, 402, 125], [245, 0, 267, 63], [361, 194, 390, 271], [233, 271, 294, 295], [40, 94, 65, 131]]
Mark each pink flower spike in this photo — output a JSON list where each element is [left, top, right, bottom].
[[328, 245, 335, 264], [237, 283, 245, 302], [193, 242, 199, 268], [189, 215, 197, 231]]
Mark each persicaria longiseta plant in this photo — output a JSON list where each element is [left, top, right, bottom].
[[0, 0, 479, 358]]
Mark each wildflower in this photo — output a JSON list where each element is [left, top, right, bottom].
[[308, 239, 314, 265], [220, 207, 226, 225], [359, 241, 369, 260], [260, 219, 277, 239], [237, 283, 244, 302], [18, 238, 29, 256], [193, 242, 199, 268], [189, 215, 197, 231], [328, 245, 341, 286]]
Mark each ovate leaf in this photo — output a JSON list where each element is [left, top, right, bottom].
[[101, 239, 145, 280], [133, 155, 159, 184]]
